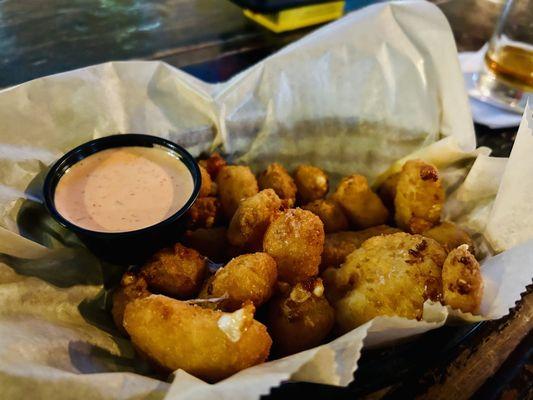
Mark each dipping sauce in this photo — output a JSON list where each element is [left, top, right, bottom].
[[54, 146, 194, 233]]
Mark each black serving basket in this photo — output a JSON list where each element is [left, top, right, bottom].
[[266, 322, 485, 399]]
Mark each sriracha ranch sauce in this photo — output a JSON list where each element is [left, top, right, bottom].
[[54, 146, 194, 233]]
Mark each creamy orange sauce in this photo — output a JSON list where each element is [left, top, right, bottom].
[[54, 146, 194, 233]]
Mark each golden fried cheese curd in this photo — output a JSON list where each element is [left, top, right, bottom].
[[183, 227, 234, 263], [332, 174, 389, 229], [111, 272, 151, 335], [442, 245, 483, 314], [324, 232, 446, 332], [258, 163, 297, 207], [199, 165, 215, 197], [423, 221, 476, 255], [186, 196, 221, 229], [216, 165, 259, 220], [267, 278, 334, 356], [199, 252, 278, 311], [394, 160, 445, 234], [377, 172, 400, 212], [302, 199, 349, 233], [320, 225, 401, 269], [140, 243, 207, 299], [227, 189, 282, 251], [199, 152, 227, 180], [124, 296, 271, 381], [294, 164, 329, 204], [263, 208, 325, 284]]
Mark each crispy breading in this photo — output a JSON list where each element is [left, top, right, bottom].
[[263, 208, 325, 284], [186, 197, 221, 229], [140, 243, 207, 299], [442, 245, 483, 314], [321, 225, 401, 269], [267, 278, 334, 356], [394, 160, 445, 233], [227, 189, 282, 251], [183, 227, 235, 263], [350, 225, 403, 243], [324, 232, 446, 332], [301, 199, 349, 233], [294, 164, 329, 204], [321, 231, 363, 270], [124, 296, 271, 381], [199, 252, 277, 311], [216, 165, 259, 220], [198, 152, 227, 180], [423, 221, 476, 255], [332, 174, 389, 229], [378, 172, 400, 212], [111, 272, 150, 335], [258, 163, 297, 207], [198, 165, 215, 197]]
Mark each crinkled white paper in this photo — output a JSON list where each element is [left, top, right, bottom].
[[0, 2, 531, 400]]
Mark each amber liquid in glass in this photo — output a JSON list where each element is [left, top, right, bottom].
[[484, 45, 533, 90]]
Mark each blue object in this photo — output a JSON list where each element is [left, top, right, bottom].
[[344, 0, 385, 12]]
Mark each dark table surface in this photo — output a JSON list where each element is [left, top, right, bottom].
[[0, 0, 531, 399]]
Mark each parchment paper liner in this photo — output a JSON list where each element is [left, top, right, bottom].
[[0, 2, 531, 399]]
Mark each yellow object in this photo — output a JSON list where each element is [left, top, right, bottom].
[[243, 2, 345, 33]]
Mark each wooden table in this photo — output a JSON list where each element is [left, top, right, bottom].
[[0, 0, 531, 398]]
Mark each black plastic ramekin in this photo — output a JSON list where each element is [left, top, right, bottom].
[[43, 134, 201, 265]]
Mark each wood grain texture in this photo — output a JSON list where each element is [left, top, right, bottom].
[[420, 291, 533, 400], [0, 0, 262, 86], [0, 0, 504, 86], [472, 335, 533, 400]]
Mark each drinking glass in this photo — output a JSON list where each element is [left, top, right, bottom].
[[473, 0, 533, 112]]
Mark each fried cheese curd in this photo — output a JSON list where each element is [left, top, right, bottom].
[[293, 164, 329, 204], [140, 243, 207, 298], [186, 196, 221, 229], [324, 232, 446, 332], [199, 152, 227, 180], [321, 225, 401, 269], [394, 160, 445, 234], [199, 252, 278, 311], [216, 165, 259, 220], [227, 189, 282, 251], [442, 245, 483, 314], [111, 272, 151, 335], [301, 199, 349, 233], [423, 221, 476, 256], [258, 163, 297, 207], [267, 278, 334, 356], [332, 174, 389, 229], [198, 165, 215, 197], [377, 172, 400, 212], [263, 208, 325, 284], [124, 296, 271, 382], [183, 227, 233, 263]]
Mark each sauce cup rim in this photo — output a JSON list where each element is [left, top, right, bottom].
[[42, 133, 201, 238]]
